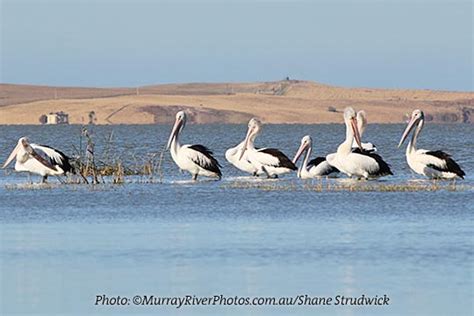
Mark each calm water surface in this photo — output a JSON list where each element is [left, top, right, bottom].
[[0, 124, 473, 316]]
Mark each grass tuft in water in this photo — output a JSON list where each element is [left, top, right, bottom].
[[66, 126, 166, 185]]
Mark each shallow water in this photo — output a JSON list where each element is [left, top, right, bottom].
[[0, 124, 473, 316]]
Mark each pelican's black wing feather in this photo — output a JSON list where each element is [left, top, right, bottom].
[[307, 157, 326, 168], [259, 148, 297, 170], [308, 157, 339, 174], [188, 144, 222, 177], [352, 148, 393, 176], [29, 149, 58, 171], [38, 144, 74, 174], [425, 150, 465, 178]]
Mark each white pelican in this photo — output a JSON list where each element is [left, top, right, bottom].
[[167, 111, 222, 180], [293, 135, 339, 179], [353, 110, 377, 152], [398, 109, 465, 179], [238, 118, 296, 178], [2, 137, 73, 183], [225, 140, 260, 176], [326, 107, 392, 179]]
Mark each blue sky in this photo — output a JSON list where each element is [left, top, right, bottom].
[[1, 0, 472, 90]]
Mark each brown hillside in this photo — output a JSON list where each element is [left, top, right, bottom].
[[0, 80, 472, 124]]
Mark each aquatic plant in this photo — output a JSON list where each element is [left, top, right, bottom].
[[68, 127, 165, 185]]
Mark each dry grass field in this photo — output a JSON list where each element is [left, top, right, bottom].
[[0, 80, 472, 124]]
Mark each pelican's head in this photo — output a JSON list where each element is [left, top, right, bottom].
[[344, 107, 362, 150], [411, 109, 424, 121], [398, 109, 424, 148], [176, 110, 186, 122], [2, 136, 29, 169], [248, 118, 262, 133], [344, 107, 357, 121], [238, 118, 262, 160], [293, 135, 312, 164], [166, 111, 187, 150], [19, 137, 30, 147]]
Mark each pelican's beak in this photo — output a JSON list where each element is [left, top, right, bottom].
[[292, 142, 308, 164], [398, 116, 417, 148], [2, 142, 21, 169], [238, 127, 253, 160], [351, 117, 363, 150], [166, 117, 182, 150]]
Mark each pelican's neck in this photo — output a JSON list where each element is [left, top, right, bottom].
[[358, 121, 366, 139], [170, 130, 181, 157], [247, 133, 257, 150], [302, 144, 312, 171], [407, 119, 423, 154], [338, 120, 354, 154]]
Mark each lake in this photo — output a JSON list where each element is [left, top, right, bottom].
[[0, 123, 473, 316]]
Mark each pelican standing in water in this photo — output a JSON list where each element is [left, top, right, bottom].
[[2, 137, 73, 183], [225, 140, 260, 176], [398, 109, 465, 179], [353, 110, 377, 152], [167, 111, 222, 180], [238, 118, 296, 178], [293, 135, 339, 179], [326, 107, 392, 179]]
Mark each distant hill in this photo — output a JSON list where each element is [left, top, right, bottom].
[[0, 80, 472, 124]]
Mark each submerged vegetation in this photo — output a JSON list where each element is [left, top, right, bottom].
[[222, 180, 471, 192]]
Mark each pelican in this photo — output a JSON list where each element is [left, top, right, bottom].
[[293, 135, 339, 179], [167, 111, 222, 180], [398, 109, 465, 179], [326, 107, 392, 179], [225, 140, 260, 176], [238, 118, 296, 178], [2, 137, 73, 183], [353, 110, 377, 152]]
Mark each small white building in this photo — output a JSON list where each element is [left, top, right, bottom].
[[46, 112, 69, 124]]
